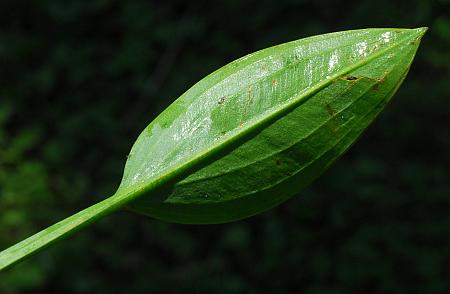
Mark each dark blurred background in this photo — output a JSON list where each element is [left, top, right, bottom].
[[0, 0, 449, 293]]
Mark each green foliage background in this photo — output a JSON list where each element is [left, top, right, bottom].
[[1, 0, 449, 293]]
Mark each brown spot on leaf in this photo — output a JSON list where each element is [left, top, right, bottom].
[[325, 104, 336, 116], [345, 76, 359, 81], [240, 86, 254, 123], [218, 96, 227, 105], [377, 70, 390, 82], [282, 170, 292, 177], [272, 79, 278, 87], [325, 103, 338, 133]]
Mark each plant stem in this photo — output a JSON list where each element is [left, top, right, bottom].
[[0, 192, 129, 271]]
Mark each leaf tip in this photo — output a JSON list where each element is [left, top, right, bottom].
[[414, 27, 428, 38]]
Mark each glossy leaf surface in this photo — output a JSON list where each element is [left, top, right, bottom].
[[122, 27, 426, 223], [0, 28, 426, 271]]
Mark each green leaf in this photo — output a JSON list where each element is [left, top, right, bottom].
[[123, 27, 427, 223], [0, 27, 426, 271]]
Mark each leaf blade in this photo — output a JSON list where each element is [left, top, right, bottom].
[[122, 30, 421, 223], [0, 28, 426, 271]]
